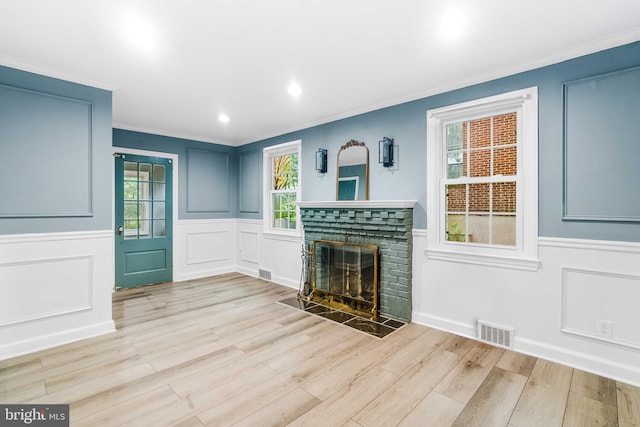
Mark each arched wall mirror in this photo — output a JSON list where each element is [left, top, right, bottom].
[[336, 140, 369, 200]]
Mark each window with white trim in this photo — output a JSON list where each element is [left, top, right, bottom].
[[263, 140, 301, 236], [426, 87, 539, 270]]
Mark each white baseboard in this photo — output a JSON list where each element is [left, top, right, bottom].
[[236, 265, 258, 278], [516, 337, 640, 387], [174, 265, 236, 282], [235, 265, 300, 290], [411, 310, 477, 340], [272, 273, 301, 290], [0, 320, 115, 361], [412, 310, 640, 387]]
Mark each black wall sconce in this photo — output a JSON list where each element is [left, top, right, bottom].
[[379, 137, 394, 167], [315, 148, 327, 173]]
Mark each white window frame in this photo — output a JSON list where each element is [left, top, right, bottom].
[[426, 87, 540, 271], [263, 140, 302, 238]]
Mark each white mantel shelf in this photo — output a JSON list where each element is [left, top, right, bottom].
[[297, 200, 417, 209]]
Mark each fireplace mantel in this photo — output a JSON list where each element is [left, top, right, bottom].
[[298, 200, 417, 209]]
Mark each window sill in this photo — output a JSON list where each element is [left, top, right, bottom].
[[425, 248, 541, 271]]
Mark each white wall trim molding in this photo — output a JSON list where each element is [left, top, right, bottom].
[[539, 236, 640, 253], [424, 248, 541, 271], [0, 229, 112, 243], [272, 273, 301, 290], [412, 310, 640, 387], [0, 321, 116, 362], [236, 265, 259, 278], [411, 311, 477, 339], [175, 266, 236, 282], [263, 232, 303, 243], [236, 218, 263, 226], [412, 228, 427, 239], [176, 218, 238, 226], [516, 337, 640, 387]]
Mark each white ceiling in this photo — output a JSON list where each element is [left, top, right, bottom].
[[1, 1, 639, 146]]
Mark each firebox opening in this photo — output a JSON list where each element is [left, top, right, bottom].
[[311, 240, 379, 319]]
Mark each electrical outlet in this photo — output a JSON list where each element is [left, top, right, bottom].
[[596, 319, 613, 339]]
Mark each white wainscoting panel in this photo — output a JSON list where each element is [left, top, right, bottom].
[[239, 230, 259, 264], [412, 233, 640, 386], [187, 231, 231, 265], [562, 267, 640, 350], [0, 255, 93, 326], [174, 219, 237, 282], [0, 230, 115, 361], [236, 220, 301, 289]]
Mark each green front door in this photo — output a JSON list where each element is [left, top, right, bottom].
[[115, 153, 173, 288]]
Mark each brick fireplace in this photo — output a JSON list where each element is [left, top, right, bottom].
[[298, 200, 416, 322]]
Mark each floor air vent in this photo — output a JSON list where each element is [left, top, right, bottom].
[[478, 321, 514, 349], [258, 269, 272, 281]]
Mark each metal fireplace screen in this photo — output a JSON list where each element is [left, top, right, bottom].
[[312, 240, 379, 319]]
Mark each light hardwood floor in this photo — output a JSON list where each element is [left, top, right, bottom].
[[1, 273, 639, 426]]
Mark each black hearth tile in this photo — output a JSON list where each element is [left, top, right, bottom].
[[316, 310, 355, 324], [304, 305, 355, 323], [278, 296, 317, 310], [344, 317, 396, 338], [278, 297, 401, 338], [383, 319, 406, 329], [376, 315, 391, 323], [305, 304, 334, 315]]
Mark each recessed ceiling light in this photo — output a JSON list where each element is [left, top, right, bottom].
[[287, 82, 302, 97], [218, 113, 230, 123], [122, 11, 157, 54], [439, 7, 466, 40]]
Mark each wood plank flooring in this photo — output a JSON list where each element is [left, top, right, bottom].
[[1, 272, 639, 426]]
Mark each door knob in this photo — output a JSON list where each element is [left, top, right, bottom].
[[118, 225, 124, 235]]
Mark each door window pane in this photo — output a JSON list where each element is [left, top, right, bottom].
[[124, 162, 138, 179], [139, 182, 150, 201], [153, 202, 165, 220], [124, 220, 138, 239], [153, 220, 166, 238], [153, 164, 165, 182], [139, 163, 152, 176], [138, 220, 151, 239], [124, 181, 137, 200], [153, 183, 165, 201], [139, 201, 151, 220], [124, 202, 138, 220]]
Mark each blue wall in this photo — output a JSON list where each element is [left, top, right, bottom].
[[5, 42, 637, 241], [113, 129, 238, 219], [0, 65, 112, 235], [241, 41, 640, 241]]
